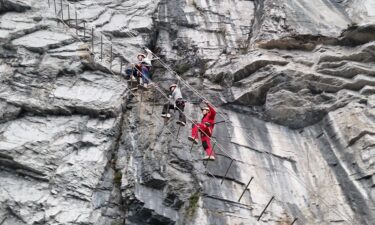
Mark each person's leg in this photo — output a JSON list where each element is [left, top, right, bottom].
[[201, 136, 214, 159], [130, 78, 137, 90], [162, 103, 170, 115], [125, 68, 132, 79], [132, 68, 138, 77], [137, 74, 141, 86], [196, 123, 209, 136], [162, 103, 174, 116], [176, 101, 186, 125], [189, 123, 199, 143], [126, 69, 137, 90], [141, 66, 150, 84], [147, 66, 152, 80]]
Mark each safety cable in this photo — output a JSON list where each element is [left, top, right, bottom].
[[53, 1, 279, 163], [148, 108, 225, 187], [62, 0, 227, 122], [53, 2, 235, 162], [123, 32, 226, 120], [47, 2, 277, 217], [126, 79, 233, 196], [146, 99, 300, 217], [61, 17, 357, 225], [47, 2, 227, 187], [79, 19, 301, 165], [45, 2, 358, 224], [110, 50, 356, 225], [70, 5, 357, 223]]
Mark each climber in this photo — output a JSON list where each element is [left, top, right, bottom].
[[161, 84, 186, 126], [137, 48, 154, 89], [188, 100, 216, 160]]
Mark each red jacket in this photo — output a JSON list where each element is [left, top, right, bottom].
[[201, 104, 216, 137]]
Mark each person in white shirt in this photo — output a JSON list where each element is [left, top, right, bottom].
[[137, 48, 154, 88], [161, 84, 186, 126]]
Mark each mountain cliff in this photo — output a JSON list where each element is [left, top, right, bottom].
[[0, 0, 374, 224]]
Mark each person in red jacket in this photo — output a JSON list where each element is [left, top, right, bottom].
[[188, 100, 216, 160]]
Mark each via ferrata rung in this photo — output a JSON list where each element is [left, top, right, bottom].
[[238, 176, 254, 203], [221, 158, 234, 185], [257, 196, 275, 221]]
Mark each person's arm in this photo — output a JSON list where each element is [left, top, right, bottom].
[[206, 101, 216, 120], [175, 87, 182, 100], [170, 89, 175, 99], [145, 49, 153, 60]]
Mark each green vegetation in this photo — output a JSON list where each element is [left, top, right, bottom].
[[186, 191, 201, 217], [110, 221, 123, 225]]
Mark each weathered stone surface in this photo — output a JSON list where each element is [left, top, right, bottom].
[[0, 12, 38, 40], [0, 116, 124, 225], [0, 0, 31, 13], [11, 30, 74, 52], [0, 100, 21, 123], [0, 0, 375, 225]]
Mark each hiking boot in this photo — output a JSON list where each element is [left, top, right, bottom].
[[209, 155, 215, 161], [166, 113, 171, 118], [203, 155, 210, 160], [176, 121, 186, 126], [188, 136, 199, 144], [131, 87, 138, 91], [161, 114, 167, 118]]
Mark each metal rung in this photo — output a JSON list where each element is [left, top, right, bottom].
[[238, 177, 253, 202], [176, 126, 181, 139], [257, 196, 274, 221], [190, 142, 195, 153], [221, 158, 234, 184], [290, 218, 298, 225], [204, 141, 216, 168]]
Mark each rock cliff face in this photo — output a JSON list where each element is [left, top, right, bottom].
[[0, 0, 374, 225]]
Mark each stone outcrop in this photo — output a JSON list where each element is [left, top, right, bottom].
[[0, 0, 374, 225], [0, 0, 31, 14]]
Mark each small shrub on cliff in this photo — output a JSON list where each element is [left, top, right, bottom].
[[186, 191, 200, 217], [110, 221, 122, 225]]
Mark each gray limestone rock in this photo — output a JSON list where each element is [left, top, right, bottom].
[[0, 0, 31, 14], [0, 0, 375, 225], [0, 101, 21, 123]]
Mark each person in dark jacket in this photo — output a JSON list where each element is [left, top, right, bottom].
[[161, 84, 186, 126], [188, 101, 216, 160]]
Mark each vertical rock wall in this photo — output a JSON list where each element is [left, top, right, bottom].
[[0, 0, 374, 225]]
